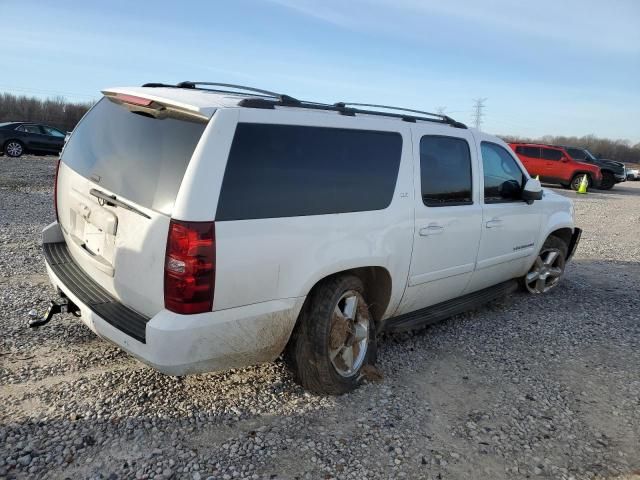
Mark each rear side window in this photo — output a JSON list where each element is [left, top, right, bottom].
[[216, 124, 402, 220], [541, 148, 563, 161], [420, 136, 472, 207], [61, 98, 207, 214]]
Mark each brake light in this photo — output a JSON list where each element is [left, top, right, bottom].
[[164, 220, 215, 314], [54, 159, 61, 222], [114, 93, 154, 107]]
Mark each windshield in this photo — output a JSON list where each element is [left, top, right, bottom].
[[583, 149, 598, 161], [61, 97, 208, 214]]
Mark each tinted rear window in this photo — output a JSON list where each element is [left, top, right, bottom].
[[216, 123, 402, 220], [61, 98, 207, 214]]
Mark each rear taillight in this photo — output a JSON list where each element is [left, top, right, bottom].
[[164, 220, 215, 315], [54, 159, 61, 222]]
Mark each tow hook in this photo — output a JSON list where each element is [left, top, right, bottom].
[[28, 298, 80, 328]]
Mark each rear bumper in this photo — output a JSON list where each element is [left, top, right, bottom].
[[566, 227, 582, 262], [42, 222, 304, 375]]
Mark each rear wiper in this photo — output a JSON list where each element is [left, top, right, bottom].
[[89, 188, 151, 219]]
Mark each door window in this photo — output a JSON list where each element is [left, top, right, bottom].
[[540, 148, 563, 161], [481, 142, 526, 203], [17, 125, 43, 134], [420, 136, 473, 207], [517, 146, 541, 158], [42, 126, 65, 137]]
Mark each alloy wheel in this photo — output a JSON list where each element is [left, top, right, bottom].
[[525, 248, 565, 294], [6, 142, 23, 157], [328, 290, 370, 377]]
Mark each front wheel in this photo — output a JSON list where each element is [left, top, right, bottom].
[[522, 236, 568, 294], [598, 171, 615, 190], [570, 174, 591, 191], [286, 275, 376, 395], [4, 141, 24, 158]]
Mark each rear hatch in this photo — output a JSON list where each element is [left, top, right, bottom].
[[56, 92, 209, 317]]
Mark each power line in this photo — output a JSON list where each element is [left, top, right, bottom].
[[472, 97, 487, 130]]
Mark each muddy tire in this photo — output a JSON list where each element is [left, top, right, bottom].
[[521, 236, 568, 294], [286, 275, 377, 395]]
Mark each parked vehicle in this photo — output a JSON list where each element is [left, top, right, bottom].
[[509, 143, 602, 191], [562, 146, 626, 189], [626, 168, 639, 180], [37, 82, 581, 394], [0, 122, 67, 157]]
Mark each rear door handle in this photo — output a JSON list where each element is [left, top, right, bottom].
[[419, 224, 444, 236], [486, 218, 503, 228]]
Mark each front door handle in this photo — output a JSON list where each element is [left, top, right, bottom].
[[419, 224, 444, 236], [486, 218, 503, 228]]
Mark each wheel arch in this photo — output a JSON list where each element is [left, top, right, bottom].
[[3, 138, 25, 154], [300, 266, 393, 327]]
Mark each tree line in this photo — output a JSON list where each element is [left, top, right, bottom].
[[1, 91, 639, 164], [500, 133, 640, 164], [0, 92, 93, 133]]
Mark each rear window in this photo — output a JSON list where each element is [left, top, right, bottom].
[[61, 97, 207, 214], [216, 123, 402, 220]]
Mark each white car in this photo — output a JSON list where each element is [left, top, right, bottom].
[[37, 82, 581, 394], [627, 168, 639, 180]]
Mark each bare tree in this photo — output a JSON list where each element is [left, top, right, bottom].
[[0, 92, 94, 132]]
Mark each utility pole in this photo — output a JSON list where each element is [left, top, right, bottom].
[[472, 98, 487, 130]]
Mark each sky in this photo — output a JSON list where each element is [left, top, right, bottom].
[[4, 0, 640, 143]]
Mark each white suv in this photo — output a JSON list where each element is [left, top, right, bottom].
[[39, 82, 581, 394]]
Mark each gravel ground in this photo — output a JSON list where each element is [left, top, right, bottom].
[[1, 156, 639, 480]]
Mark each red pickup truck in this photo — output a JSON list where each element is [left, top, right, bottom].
[[509, 143, 602, 191]]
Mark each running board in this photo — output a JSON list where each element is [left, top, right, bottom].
[[384, 280, 518, 333]]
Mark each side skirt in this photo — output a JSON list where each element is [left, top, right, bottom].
[[383, 279, 518, 333]]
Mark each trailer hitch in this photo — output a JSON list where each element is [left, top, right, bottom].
[[28, 298, 80, 328]]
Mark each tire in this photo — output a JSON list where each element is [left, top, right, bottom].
[[570, 173, 591, 191], [598, 171, 615, 190], [521, 236, 568, 294], [286, 275, 377, 395], [4, 140, 24, 158]]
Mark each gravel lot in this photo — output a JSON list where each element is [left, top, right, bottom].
[[1, 156, 639, 480]]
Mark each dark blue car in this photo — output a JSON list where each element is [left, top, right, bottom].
[[0, 122, 67, 157]]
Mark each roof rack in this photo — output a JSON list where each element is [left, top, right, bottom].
[[142, 81, 302, 106], [141, 81, 467, 128]]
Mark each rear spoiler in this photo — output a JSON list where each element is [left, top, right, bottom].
[[102, 90, 210, 122]]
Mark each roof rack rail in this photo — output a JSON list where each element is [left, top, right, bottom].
[[140, 81, 466, 128], [142, 81, 302, 106]]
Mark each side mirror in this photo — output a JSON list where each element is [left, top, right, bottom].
[[522, 178, 543, 203]]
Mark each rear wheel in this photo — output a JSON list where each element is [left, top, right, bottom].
[[286, 275, 376, 395], [522, 236, 567, 294], [4, 141, 24, 158], [570, 173, 591, 191], [598, 171, 615, 190]]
